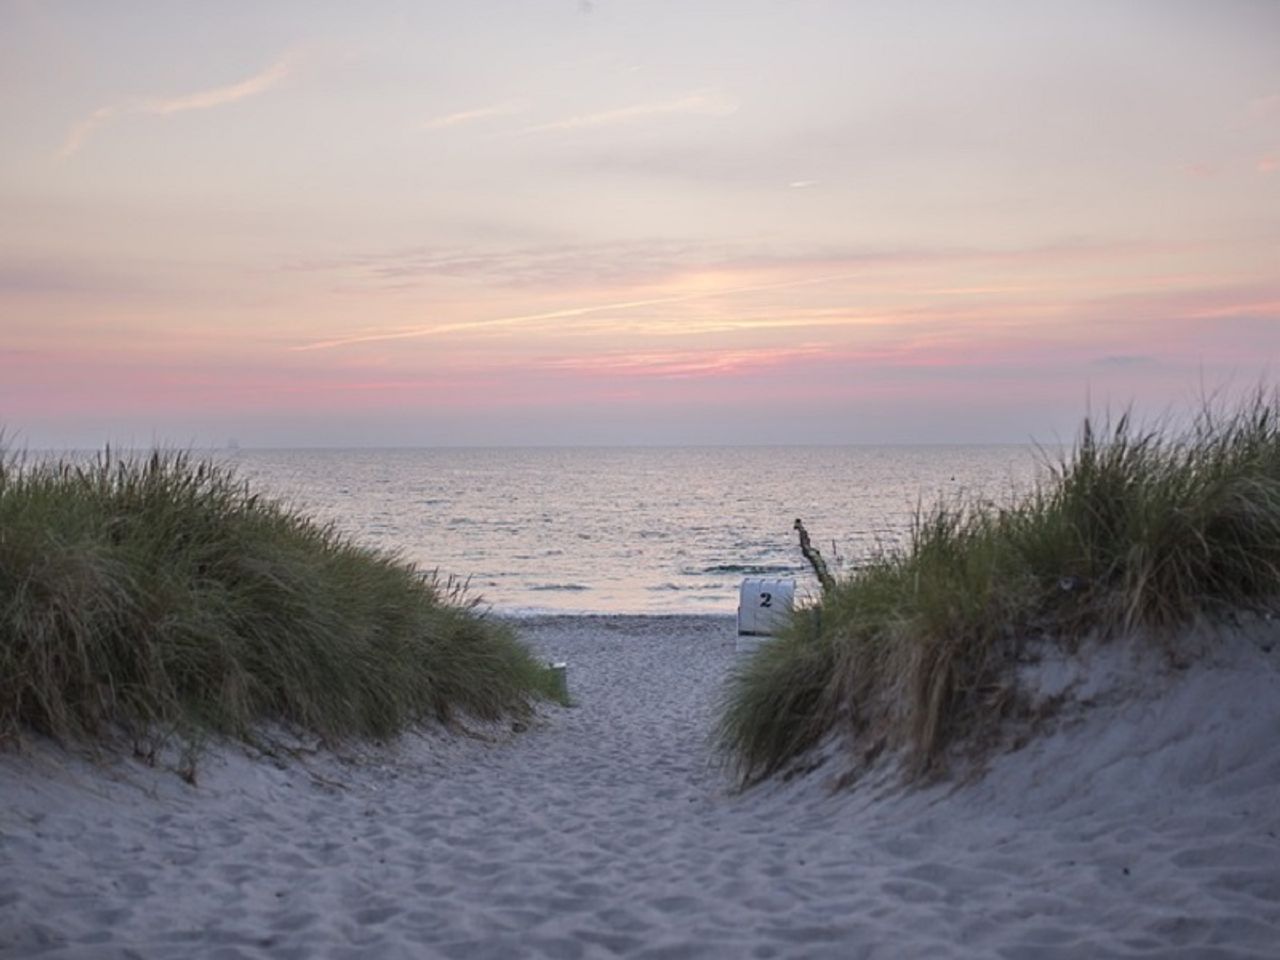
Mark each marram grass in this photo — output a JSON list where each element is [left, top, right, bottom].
[[720, 391, 1280, 785], [0, 446, 564, 755]]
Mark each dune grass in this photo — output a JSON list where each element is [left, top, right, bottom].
[[0, 445, 563, 758], [720, 391, 1280, 785]]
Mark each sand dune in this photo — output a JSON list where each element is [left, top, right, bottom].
[[3, 615, 1279, 959]]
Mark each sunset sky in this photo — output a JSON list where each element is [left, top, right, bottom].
[[3, 0, 1278, 448]]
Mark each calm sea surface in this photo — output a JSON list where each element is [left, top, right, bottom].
[[228, 446, 1049, 616]]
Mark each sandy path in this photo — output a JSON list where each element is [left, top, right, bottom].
[[3, 615, 1280, 959]]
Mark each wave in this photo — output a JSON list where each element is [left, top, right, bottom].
[[699, 563, 799, 575], [649, 582, 733, 592], [528, 583, 592, 592]]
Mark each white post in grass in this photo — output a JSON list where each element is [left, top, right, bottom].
[[736, 577, 795, 654], [548, 661, 568, 700]]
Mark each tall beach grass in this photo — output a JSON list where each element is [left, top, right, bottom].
[[720, 391, 1280, 785], [0, 445, 562, 757]]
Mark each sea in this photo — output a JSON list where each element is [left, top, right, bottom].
[[227, 446, 1050, 616]]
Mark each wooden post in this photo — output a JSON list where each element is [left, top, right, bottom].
[[793, 518, 834, 594]]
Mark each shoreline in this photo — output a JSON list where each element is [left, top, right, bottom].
[[3, 614, 1279, 958]]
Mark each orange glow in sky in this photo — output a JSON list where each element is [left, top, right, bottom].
[[2, 2, 1278, 447]]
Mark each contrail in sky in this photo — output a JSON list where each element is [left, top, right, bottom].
[[521, 89, 737, 134], [291, 272, 863, 351], [58, 57, 292, 158]]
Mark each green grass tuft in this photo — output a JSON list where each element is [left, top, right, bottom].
[[0, 446, 563, 754], [719, 389, 1280, 785]]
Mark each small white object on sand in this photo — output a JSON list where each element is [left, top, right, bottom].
[[2, 614, 1279, 958]]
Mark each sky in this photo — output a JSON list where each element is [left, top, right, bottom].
[[2, 0, 1278, 448]]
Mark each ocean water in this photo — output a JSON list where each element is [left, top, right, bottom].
[[229, 446, 1049, 616]]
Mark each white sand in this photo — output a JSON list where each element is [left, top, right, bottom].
[[3, 614, 1280, 959]]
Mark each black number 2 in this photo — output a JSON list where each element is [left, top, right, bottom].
[[760, 592, 773, 608]]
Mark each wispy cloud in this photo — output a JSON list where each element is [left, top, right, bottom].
[[422, 102, 517, 131], [290, 235, 1157, 298], [538, 343, 830, 379], [522, 90, 736, 134], [58, 57, 292, 158], [293, 238, 732, 289], [292, 271, 859, 351], [1180, 296, 1280, 321]]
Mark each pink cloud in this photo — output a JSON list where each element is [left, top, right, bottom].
[[0, 348, 514, 418], [538, 344, 831, 379]]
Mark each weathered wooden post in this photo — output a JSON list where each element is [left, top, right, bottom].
[[793, 518, 834, 594]]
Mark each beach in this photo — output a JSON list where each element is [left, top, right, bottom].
[[3, 614, 1280, 959]]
